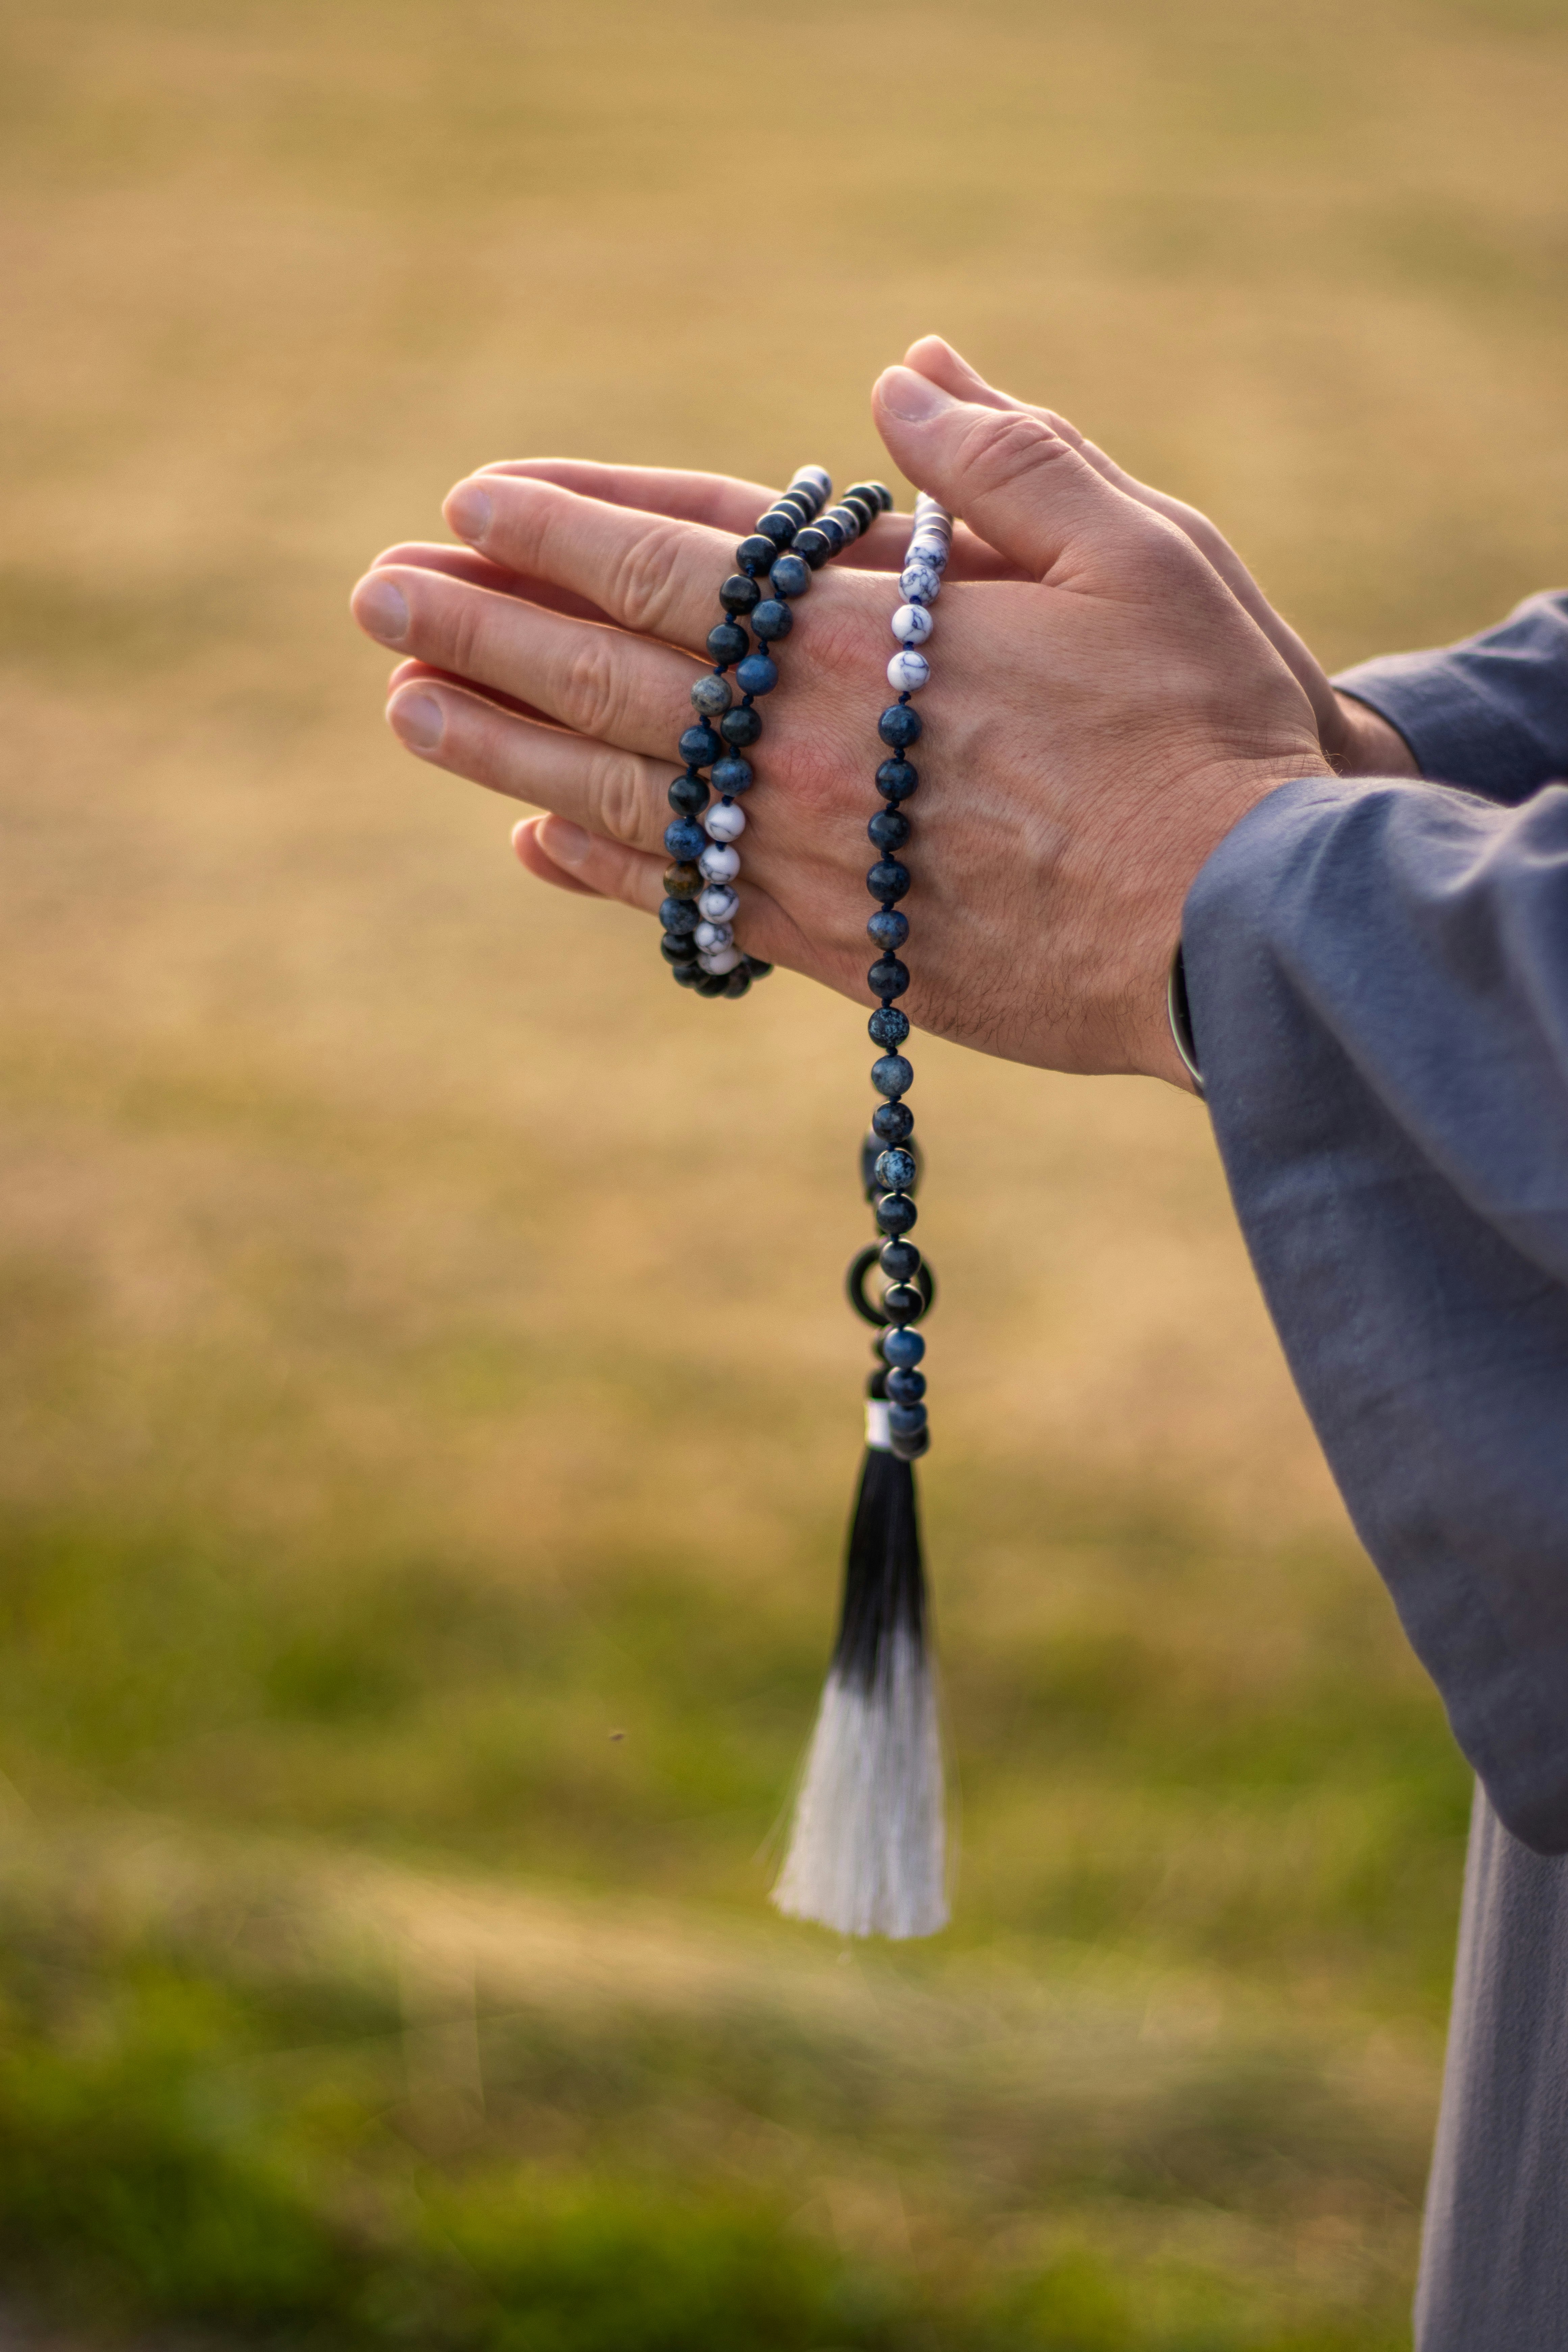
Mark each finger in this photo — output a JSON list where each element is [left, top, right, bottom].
[[371, 539, 612, 626], [873, 367, 1157, 585], [385, 656, 559, 729], [511, 814, 610, 898], [384, 678, 672, 849], [518, 812, 801, 972], [350, 565, 697, 757]]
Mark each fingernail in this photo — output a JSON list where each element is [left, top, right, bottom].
[[540, 816, 589, 867], [353, 575, 410, 644], [445, 481, 493, 544], [387, 691, 443, 753], [878, 367, 956, 422]]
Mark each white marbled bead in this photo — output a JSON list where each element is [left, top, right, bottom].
[[887, 648, 931, 692], [891, 602, 934, 645], [699, 942, 744, 975], [907, 537, 949, 572], [704, 801, 746, 842], [698, 841, 741, 883], [697, 883, 740, 923], [694, 919, 734, 953], [899, 562, 942, 604]]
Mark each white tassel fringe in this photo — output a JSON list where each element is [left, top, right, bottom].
[[771, 1626, 947, 1939]]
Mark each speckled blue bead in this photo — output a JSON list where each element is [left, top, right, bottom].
[[664, 817, 707, 861], [736, 653, 779, 696], [868, 956, 910, 999], [867, 860, 911, 901], [876, 1191, 918, 1236], [719, 704, 762, 747], [770, 554, 811, 599], [755, 510, 798, 549], [882, 1326, 926, 1369], [707, 620, 749, 664], [872, 1099, 914, 1142], [872, 1053, 914, 1099], [750, 599, 792, 642], [868, 1006, 910, 1049], [868, 909, 910, 952], [875, 1147, 917, 1191], [875, 759, 918, 800], [868, 808, 910, 851], [668, 772, 708, 817], [888, 1401, 928, 1437], [886, 1364, 926, 1403], [878, 704, 923, 750], [735, 535, 777, 571], [711, 754, 754, 796], [660, 896, 700, 935], [679, 724, 721, 767], [718, 573, 761, 615], [880, 1238, 921, 1282], [793, 526, 832, 568], [691, 673, 733, 716]]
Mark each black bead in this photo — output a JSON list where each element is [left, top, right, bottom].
[[876, 1191, 918, 1236], [872, 1099, 914, 1142], [814, 515, 847, 554], [668, 773, 708, 817], [735, 535, 777, 571], [671, 962, 703, 988], [868, 808, 911, 851], [707, 620, 749, 664], [868, 956, 910, 999], [659, 896, 700, 935], [711, 755, 753, 795], [886, 1365, 926, 1404], [879, 704, 923, 750], [882, 1284, 923, 1325], [890, 1424, 931, 1462], [769, 554, 811, 599], [723, 967, 753, 1000], [888, 1400, 928, 1437], [824, 504, 861, 541], [664, 860, 702, 899], [745, 956, 775, 979], [867, 859, 911, 901], [720, 705, 763, 748], [840, 494, 876, 534], [718, 573, 761, 615], [875, 759, 918, 800], [696, 971, 731, 997], [868, 908, 910, 951], [793, 526, 832, 568], [773, 494, 813, 525], [786, 475, 826, 513], [868, 1005, 910, 1049], [750, 598, 792, 642], [846, 481, 894, 514], [679, 724, 721, 767], [754, 510, 797, 549], [880, 1238, 921, 1283], [661, 932, 696, 963]]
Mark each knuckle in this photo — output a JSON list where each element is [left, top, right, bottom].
[[560, 631, 626, 740], [605, 517, 691, 637], [590, 745, 655, 846], [957, 408, 1075, 501]]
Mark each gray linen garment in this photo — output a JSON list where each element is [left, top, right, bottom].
[[1181, 591, 1568, 2348]]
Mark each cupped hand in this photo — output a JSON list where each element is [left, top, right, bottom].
[[350, 351, 1332, 1082]]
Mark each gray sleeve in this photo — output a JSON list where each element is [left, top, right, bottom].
[[1182, 774, 1568, 1854], [1332, 589, 1568, 804]]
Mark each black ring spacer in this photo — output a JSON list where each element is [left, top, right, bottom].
[[846, 1244, 936, 1327]]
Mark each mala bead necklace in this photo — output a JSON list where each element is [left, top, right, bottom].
[[774, 493, 954, 1941], [660, 471, 897, 999]]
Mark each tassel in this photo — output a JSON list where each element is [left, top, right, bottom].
[[772, 1389, 948, 1939]]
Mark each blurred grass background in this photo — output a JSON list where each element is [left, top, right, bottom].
[[2, 0, 1566, 2342]]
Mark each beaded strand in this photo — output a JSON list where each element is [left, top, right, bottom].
[[659, 472, 896, 1000], [858, 493, 954, 1460]]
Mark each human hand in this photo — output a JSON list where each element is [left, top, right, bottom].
[[350, 356, 1332, 1084]]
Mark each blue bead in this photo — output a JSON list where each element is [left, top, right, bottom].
[[879, 704, 923, 750], [876, 1191, 918, 1235], [875, 759, 918, 801], [888, 1401, 928, 1438], [847, 480, 894, 514], [718, 573, 761, 615], [868, 909, 909, 951], [882, 1284, 923, 1325], [668, 773, 708, 817], [880, 1238, 921, 1282], [755, 510, 798, 548], [711, 755, 754, 795], [720, 705, 762, 747], [890, 1424, 930, 1461], [793, 526, 832, 569], [872, 1099, 913, 1142], [679, 724, 721, 767], [664, 817, 707, 861], [868, 1006, 910, 1049], [883, 1326, 926, 1369], [750, 598, 793, 642], [815, 514, 847, 554], [769, 554, 811, 598], [660, 896, 700, 935], [825, 504, 862, 542], [868, 808, 910, 851], [707, 620, 749, 664], [735, 534, 777, 570], [871, 1053, 913, 1099], [886, 1365, 926, 1403], [868, 956, 910, 999], [736, 653, 779, 695], [875, 1147, 917, 1190], [868, 860, 911, 901]]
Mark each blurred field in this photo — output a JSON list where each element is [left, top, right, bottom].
[[2, 0, 1566, 2342]]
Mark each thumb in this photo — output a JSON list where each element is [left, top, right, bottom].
[[873, 363, 1155, 585]]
